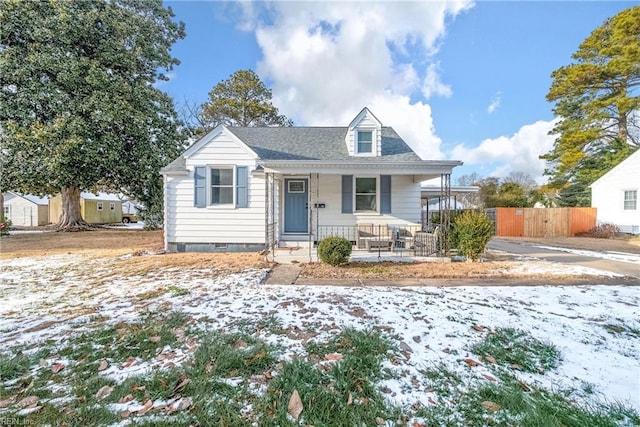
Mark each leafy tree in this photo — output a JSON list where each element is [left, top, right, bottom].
[[542, 6, 639, 191], [0, 0, 185, 230], [200, 69, 293, 130], [556, 138, 636, 206]]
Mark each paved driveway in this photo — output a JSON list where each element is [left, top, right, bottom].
[[488, 238, 640, 280]]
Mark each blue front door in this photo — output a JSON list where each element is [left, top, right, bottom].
[[284, 179, 308, 233]]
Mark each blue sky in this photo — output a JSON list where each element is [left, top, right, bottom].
[[161, 1, 633, 184]]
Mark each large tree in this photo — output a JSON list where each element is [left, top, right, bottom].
[[200, 69, 293, 130], [542, 6, 639, 199], [0, 0, 186, 229]]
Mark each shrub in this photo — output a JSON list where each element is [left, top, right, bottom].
[[578, 223, 619, 239], [317, 236, 352, 265], [451, 210, 494, 261], [0, 217, 11, 236]]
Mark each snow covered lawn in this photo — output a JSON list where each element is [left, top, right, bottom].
[[0, 253, 638, 426]]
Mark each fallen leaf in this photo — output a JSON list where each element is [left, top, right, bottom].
[[399, 342, 413, 353], [120, 410, 131, 418], [464, 358, 480, 367], [95, 385, 114, 400], [17, 396, 39, 408], [137, 399, 153, 415], [482, 374, 497, 382], [0, 396, 16, 408], [98, 360, 109, 371], [481, 401, 501, 412], [510, 363, 524, 371], [324, 353, 343, 361], [484, 356, 497, 365], [375, 417, 385, 425], [287, 389, 303, 420], [233, 339, 248, 348], [172, 375, 190, 396], [246, 350, 266, 364], [442, 348, 452, 354], [39, 358, 48, 367], [132, 385, 146, 391], [118, 394, 134, 404], [51, 363, 65, 373], [518, 381, 531, 392], [347, 392, 353, 405], [413, 422, 426, 427], [149, 336, 161, 343], [176, 397, 192, 411], [471, 325, 484, 332]]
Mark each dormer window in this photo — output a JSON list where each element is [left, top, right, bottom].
[[357, 131, 373, 154]]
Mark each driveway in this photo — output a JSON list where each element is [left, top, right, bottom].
[[488, 238, 640, 280]]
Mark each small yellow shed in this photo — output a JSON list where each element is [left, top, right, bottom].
[[49, 192, 123, 224]]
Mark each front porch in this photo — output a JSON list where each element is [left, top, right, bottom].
[[266, 224, 442, 263]]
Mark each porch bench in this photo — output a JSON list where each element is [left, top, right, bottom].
[[365, 238, 394, 251]]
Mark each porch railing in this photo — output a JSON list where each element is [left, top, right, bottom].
[[316, 224, 440, 257]]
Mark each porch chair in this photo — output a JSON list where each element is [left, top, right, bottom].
[[356, 223, 394, 251]]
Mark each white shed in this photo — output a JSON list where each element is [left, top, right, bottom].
[[591, 149, 640, 234], [3, 192, 50, 226]]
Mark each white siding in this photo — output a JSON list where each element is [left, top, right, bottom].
[[4, 194, 48, 226], [314, 174, 421, 227], [591, 150, 640, 234], [166, 129, 265, 245]]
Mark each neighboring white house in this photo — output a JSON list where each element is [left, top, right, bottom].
[[2, 192, 50, 226], [591, 149, 640, 234], [161, 107, 463, 252]]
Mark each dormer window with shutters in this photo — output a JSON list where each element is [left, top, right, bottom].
[[346, 107, 382, 157]]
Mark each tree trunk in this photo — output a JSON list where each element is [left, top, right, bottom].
[[55, 186, 91, 231], [0, 192, 4, 220]]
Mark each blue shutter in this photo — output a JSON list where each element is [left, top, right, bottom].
[[236, 166, 248, 208], [380, 175, 391, 213], [194, 166, 206, 208], [342, 175, 353, 213]]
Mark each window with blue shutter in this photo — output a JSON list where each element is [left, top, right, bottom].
[[194, 166, 206, 208], [236, 166, 248, 208], [380, 175, 391, 213], [342, 175, 353, 213]]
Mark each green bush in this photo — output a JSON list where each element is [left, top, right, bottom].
[[0, 217, 11, 236], [317, 236, 352, 265], [451, 210, 494, 261]]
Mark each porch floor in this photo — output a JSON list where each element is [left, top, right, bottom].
[[270, 247, 448, 264]]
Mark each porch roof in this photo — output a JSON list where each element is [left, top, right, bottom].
[[260, 159, 463, 179]]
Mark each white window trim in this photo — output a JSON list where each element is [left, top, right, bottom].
[[109, 202, 116, 211], [623, 189, 637, 211], [288, 180, 306, 193], [207, 165, 236, 209], [354, 176, 379, 213], [97, 202, 104, 211], [355, 129, 377, 157]]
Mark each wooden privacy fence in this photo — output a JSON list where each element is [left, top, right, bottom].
[[485, 207, 596, 238]]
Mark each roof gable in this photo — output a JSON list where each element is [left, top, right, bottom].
[[182, 125, 258, 160], [592, 148, 640, 187]]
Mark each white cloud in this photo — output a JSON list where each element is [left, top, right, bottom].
[[242, 1, 472, 159], [451, 120, 558, 183], [487, 91, 501, 114], [422, 62, 453, 99]]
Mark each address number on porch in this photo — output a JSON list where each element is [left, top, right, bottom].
[[288, 181, 305, 193]]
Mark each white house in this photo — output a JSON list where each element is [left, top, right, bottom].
[[591, 149, 640, 234], [2, 192, 50, 226], [161, 108, 463, 252]]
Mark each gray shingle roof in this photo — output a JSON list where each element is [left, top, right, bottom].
[[227, 126, 421, 162]]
